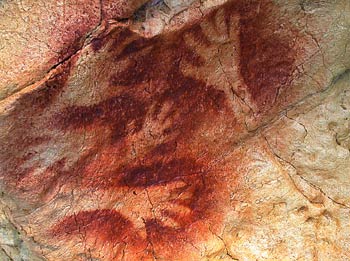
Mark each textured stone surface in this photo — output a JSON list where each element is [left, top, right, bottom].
[[0, 0, 350, 260]]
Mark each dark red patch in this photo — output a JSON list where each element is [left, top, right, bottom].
[[185, 24, 212, 47], [91, 36, 109, 52], [51, 209, 140, 244], [234, 0, 297, 110], [59, 93, 148, 142], [121, 158, 200, 187]]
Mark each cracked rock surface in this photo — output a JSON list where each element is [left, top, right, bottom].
[[0, 0, 350, 260]]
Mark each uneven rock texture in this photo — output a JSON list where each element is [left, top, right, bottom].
[[0, 0, 350, 260]]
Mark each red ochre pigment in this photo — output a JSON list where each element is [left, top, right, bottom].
[[1, 0, 300, 259]]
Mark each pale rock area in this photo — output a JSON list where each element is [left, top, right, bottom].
[[0, 0, 350, 260]]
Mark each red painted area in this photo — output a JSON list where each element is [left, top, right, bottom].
[[50, 26, 228, 255], [51, 152, 220, 259], [60, 93, 148, 142], [1, 60, 74, 191], [56, 26, 227, 152], [51, 209, 139, 243], [234, 1, 297, 110], [0, 0, 302, 259]]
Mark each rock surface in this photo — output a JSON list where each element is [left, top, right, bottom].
[[0, 0, 350, 260]]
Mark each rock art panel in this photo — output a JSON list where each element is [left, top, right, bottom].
[[1, 0, 350, 260]]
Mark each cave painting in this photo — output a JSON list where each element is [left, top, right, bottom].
[[0, 0, 303, 260]]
